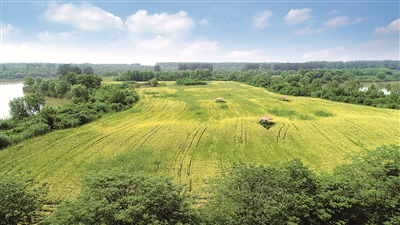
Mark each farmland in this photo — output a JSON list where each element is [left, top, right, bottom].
[[0, 81, 398, 202]]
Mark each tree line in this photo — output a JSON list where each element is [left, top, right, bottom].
[[1, 145, 398, 224], [0, 63, 148, 79], [114, 68, 212, 82], [213, 68, 400, 109], [0, 66, 139, 149]]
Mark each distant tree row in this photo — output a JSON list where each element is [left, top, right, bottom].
[[178, 63, 214, 71], [262, 60, 400, 70], [0, 63, 149, 79], [114, 68, 212, 82]]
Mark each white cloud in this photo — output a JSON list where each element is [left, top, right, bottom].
[[327, 10, 340, 15], [1, 23, 20, 35], [323, 16, 363, 28], [252, 11, 273, 30], [284, 8, 312, 24], [42, 3, 124, 32], [226, 49, 263, 58], [137, 35, 171, 50], [181, 40, 220, 56], [302, 46, 353, 61], [199, 18, 209, 26], [374, 19, 400, 35], [37, 31, 73, 42], [125, 10, 194, 37]]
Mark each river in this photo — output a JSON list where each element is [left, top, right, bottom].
[[0, 80, 24, 119]]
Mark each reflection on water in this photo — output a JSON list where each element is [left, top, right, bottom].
[[0, 80, 24, 119]]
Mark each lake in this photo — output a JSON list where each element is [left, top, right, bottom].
[[359, 81, 399, 95], [0, 80, 24, 119]]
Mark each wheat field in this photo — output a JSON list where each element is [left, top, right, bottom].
[[0, 81, 398, 201]]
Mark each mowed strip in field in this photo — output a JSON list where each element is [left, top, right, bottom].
[[0, 81, 399, 201]]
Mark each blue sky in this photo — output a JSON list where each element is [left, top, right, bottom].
[[1, 1, 399, 65]]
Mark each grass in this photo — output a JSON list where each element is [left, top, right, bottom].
[[0, 81, 398, 202]]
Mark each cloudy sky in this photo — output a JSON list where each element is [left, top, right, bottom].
[[1, 0, 399, 65]]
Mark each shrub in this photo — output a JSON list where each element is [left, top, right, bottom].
[[0, 175, 47, 225], [314, 110, 334, 117], [44, 171, 199, 225], [0, 133, 11, 149], [26, 123, 51, 137]]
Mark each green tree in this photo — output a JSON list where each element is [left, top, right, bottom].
[[23, 76, 35, 86], [153, 65, 161, 72], [83, 66, 94, 74], [54, 80, 70, 95], [202, 160, 319, 225], [343, 78, 362, 92], [35, 76, 43, 85], [391, 82, 400, 94], [0, 175, 47, 225], [57, 64, 71, 76], [75, 74, 102, 89], [71, 84, 89, 103], [149, 78, 159, 87], [376, 71, 386, 80], [9, 97, 28, 120], [45, 170, 198, 225], [24, 93, 45, 116], [328, 145, 400, 224]]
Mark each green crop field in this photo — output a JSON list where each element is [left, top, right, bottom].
[[0, 81, 399, 202]]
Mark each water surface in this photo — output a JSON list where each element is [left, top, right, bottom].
[[0, 80, 24, 119]]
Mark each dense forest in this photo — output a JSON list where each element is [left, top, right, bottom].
[[1, 145, 399, 224]]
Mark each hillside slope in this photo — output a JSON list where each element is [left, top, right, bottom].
[[0, 81, 398, 201]]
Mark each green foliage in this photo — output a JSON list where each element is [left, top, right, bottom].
[[45, 170, 199, 225], [71, 84, 89, 103], [54, 79, 70, 95], [326, 145, 400, 224], [9, 93, 45, 120], [0, 132, 11, 149], [23, 76, 35, 86], [313, 110, 334, 117], [8, 97, 29, 120], [75, 74, 102, 89], [35, 76, 43, 85], [175, 78, 207, 85], [0, 175, 47, 225], [202, 160, 319, 225], [202, 145, 400, 225], [149, 78, 159, 87]]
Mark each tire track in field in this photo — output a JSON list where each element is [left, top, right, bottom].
[[0, 133, 83, 174], [308, 122, 351, 157], [58, 123, 165, 183], [276, 123, 290, 144], [173, 118, 213, 186], [35, 114, 146, 180]]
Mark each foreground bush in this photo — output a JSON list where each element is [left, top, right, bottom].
[[201, 145, 400, 225], [44, 171, 199, 225], [0, 175, 47, 225]]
